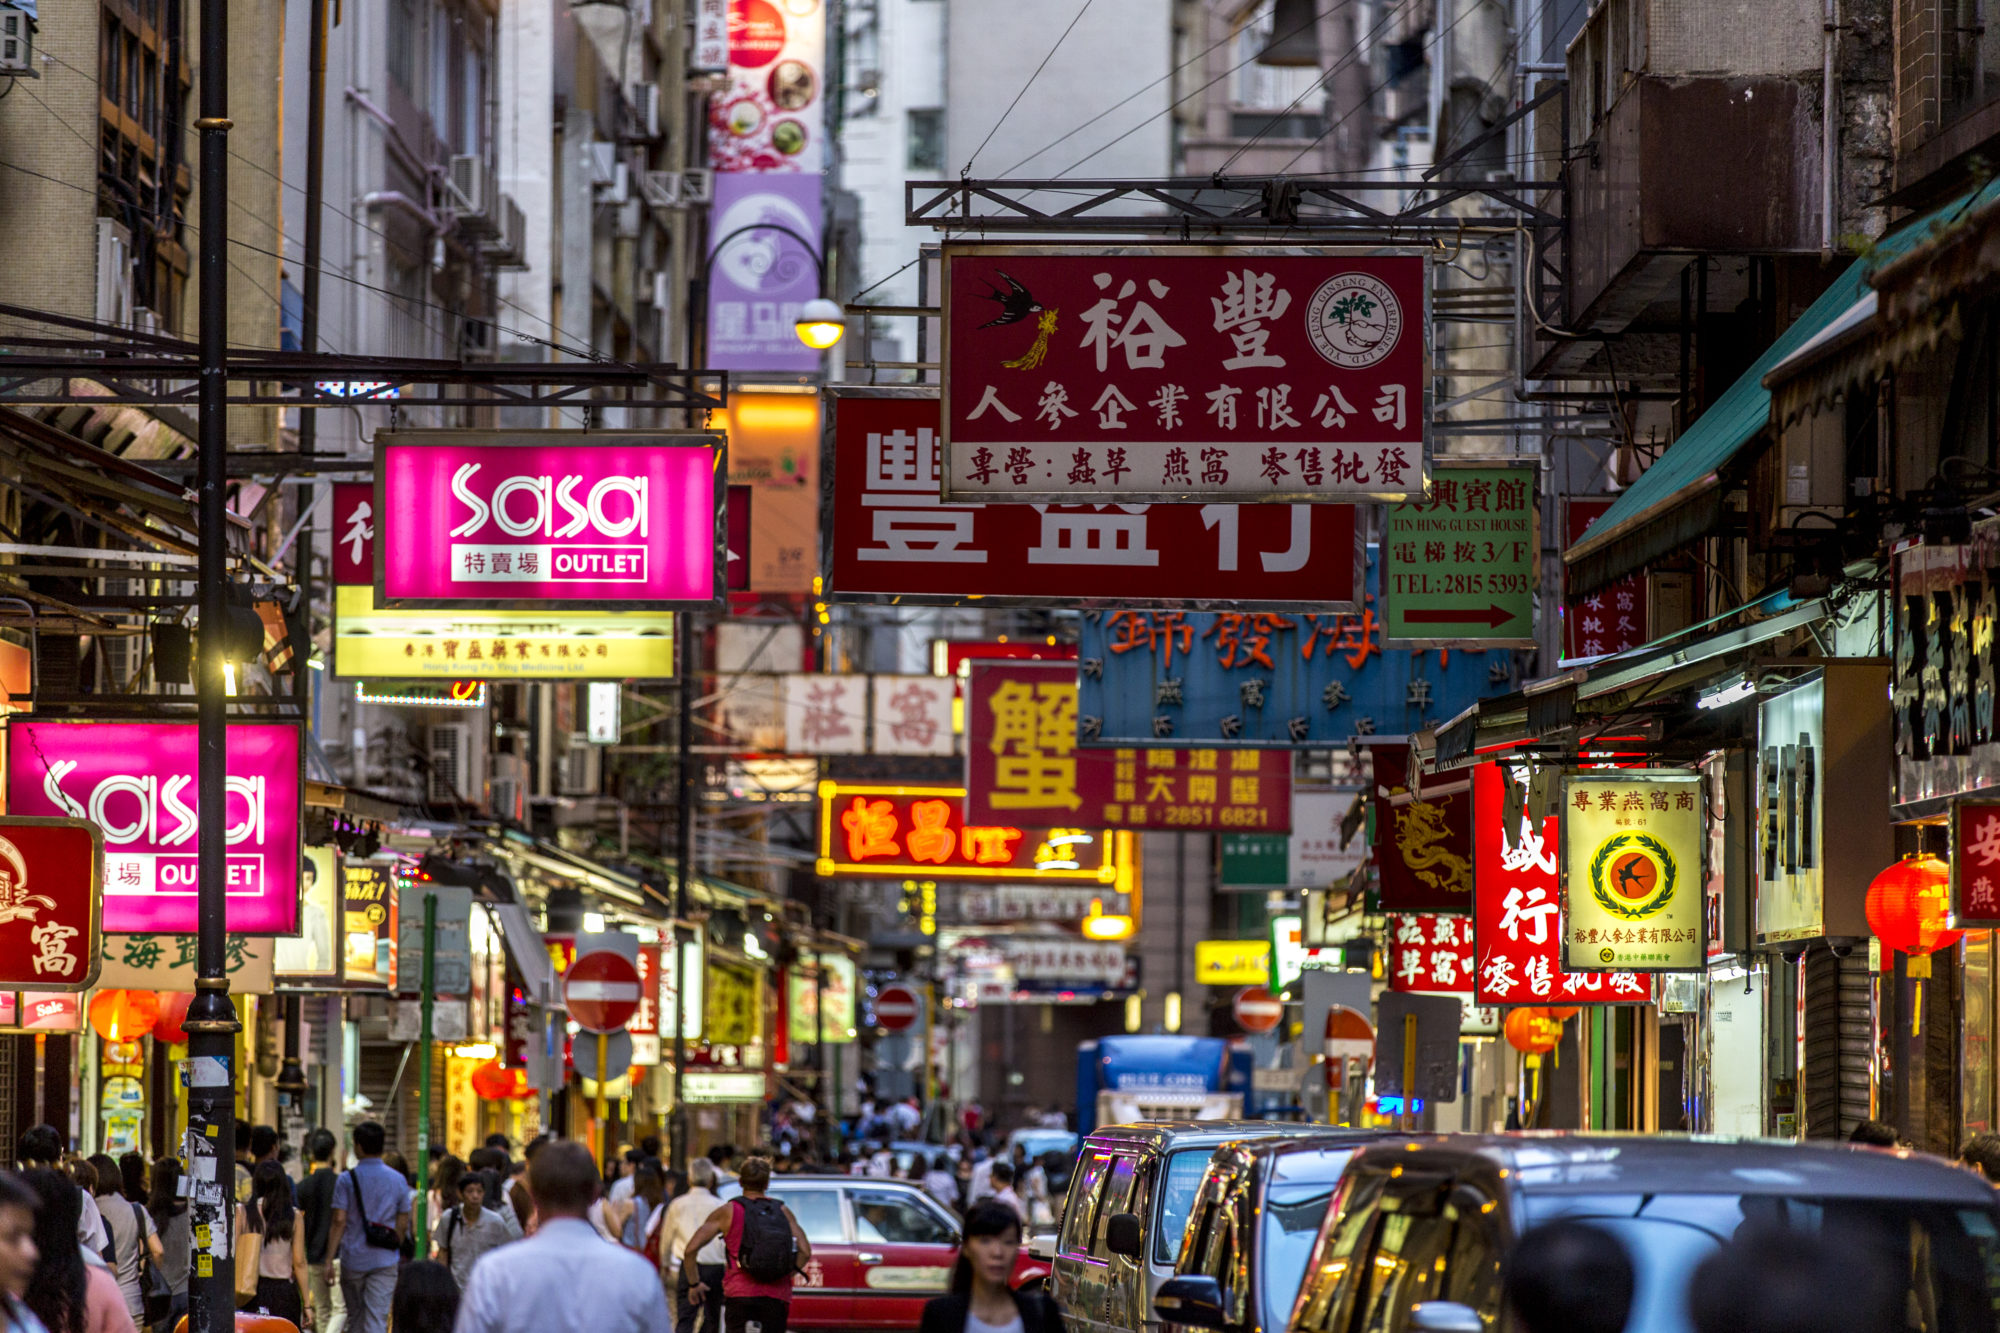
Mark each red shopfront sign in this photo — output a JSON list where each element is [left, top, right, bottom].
[[1562, 498, 1649, 661], [813, 782, 1121, 884], [827, 390, 1362, 610], [1386, 914, 1474, 994], [1372, 745, 1473, 913], [939, 247, 1427, 503], [0, 820, 102, 992], [964, 662, 1290, 831], [1471, 764, 1646, 1005]]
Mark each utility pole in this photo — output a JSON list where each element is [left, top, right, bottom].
[[186, 0, 241, 1321], [415, 891, 437, 1252], [670, 612, 694, 1175]]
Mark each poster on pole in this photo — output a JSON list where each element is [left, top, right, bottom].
[[939, 246, 1428, 503], [1560, 771, 1706, 971]]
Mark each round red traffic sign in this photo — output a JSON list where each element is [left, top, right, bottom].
[[875, 984, 922, 1032], [564, 950, 643, 1033], [1233, 986, 1284, 1034]]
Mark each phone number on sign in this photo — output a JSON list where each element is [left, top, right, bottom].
[[1145, 804, 1274, 829]]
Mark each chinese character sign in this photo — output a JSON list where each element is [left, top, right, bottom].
[[786, 952, 857, 1046], [1386, 914, 1474, 994], [827, 391, 1362, 608], [1290, 788, 1366, 888], [966, 663, 1291, 829], [97, 932, 276, 994], [1471, 764, 1646, 1005], [0, 819, 101, 993], [1563, 497, 1649, 660], [374, 434, 724, 608], [813, 783, 1122, 883], [7, 722, 302, 935], [941, 247, 1427, 502], [870, 676, 955, 757], [341, 862, 398, 990], [1382, 464, 1536, 645], [1953, 799, 2000, 927], [1372, 745, 1472, 912], [1560, 772, 1705, 971], [782, 675, 867, 754], [707, 172, 825, 374], [1075, 560, 1508, 748]]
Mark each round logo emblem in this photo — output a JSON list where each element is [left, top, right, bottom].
[[1586, 832, 1678, 920], [1599, 948, 1616, 965], [1306, 273, 1403, 368]]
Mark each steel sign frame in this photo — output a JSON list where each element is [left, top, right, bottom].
[[372, 429, 729, 611], [938, 243, 1432, 504]]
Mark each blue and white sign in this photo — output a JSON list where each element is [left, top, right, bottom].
[[1077, 552, 1514, 747]]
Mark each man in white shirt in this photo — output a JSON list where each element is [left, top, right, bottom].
[[886, 1097, 921, 1138], [454, 1141, 669, 1333], [658, 1160, 726, 1333]]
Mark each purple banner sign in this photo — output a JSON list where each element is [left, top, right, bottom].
[[374, 432, 724, 608], [706, 172, 824, 375], [6, 722, 302, 935]]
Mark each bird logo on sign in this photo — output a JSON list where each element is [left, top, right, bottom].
[[975, 271, 1058, 370]]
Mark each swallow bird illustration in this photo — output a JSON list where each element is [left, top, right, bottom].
[[975, 271, 1042, 328]]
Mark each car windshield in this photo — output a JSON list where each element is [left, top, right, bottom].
[[1260, 1186, 1336, 1333], [1525, 1193, 2000, 1333], [1154, 1149, 1214, 1265]]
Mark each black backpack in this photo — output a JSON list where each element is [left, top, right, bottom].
[[733, 1198, 796, 1283]]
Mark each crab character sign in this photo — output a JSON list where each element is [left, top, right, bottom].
[[1560, 771, 1705, 971], [0, 819, 103, 992]]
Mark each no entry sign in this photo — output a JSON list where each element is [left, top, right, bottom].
[[875, 984, 922, 1032], [1233, 986, 1284, 1034], [564, 950, 643, 1033]]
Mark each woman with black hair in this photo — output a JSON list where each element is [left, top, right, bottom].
[[389, 1259, 460, 1333], [917, 1201, 1061, 1333], [20, 1168, 134, 1333], [144, 1162, 189, 1333], [86, 1154, 158, 1324], [236, 1159, 308, 1325]]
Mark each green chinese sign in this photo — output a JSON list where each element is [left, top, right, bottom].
[[1382, 463, 1537, 645], [98, 934, 276, 994], [1221, 833, 1290, 890]]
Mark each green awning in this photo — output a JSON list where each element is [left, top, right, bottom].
[[1564, 179, 2000, 594]]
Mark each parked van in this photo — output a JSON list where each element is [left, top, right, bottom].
[[1051, 1121, 1326, 1333]]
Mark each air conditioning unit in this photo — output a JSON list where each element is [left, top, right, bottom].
[[681, 167, 713, 203], [428, 723, 469, 804], [556, 743, 598, 796], [478, 193, 528, 269], [488, 775, 523, 822], [586, 140, 618, 187], [448, 154, 499, 236], [95, 219, 132, 328], [640, 169, 682, 210], [0, 6, 36, 75], [633, 81, 663, 139]]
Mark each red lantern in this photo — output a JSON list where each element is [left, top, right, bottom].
[[1505, 1008, 1564, 1054], [1544, 1006, 1582, 1021], [1866, 855, 1962, 956], [468, 1059, 530, 1101], [89, 989, 161, 1043], [153, 992, 194, 1044]]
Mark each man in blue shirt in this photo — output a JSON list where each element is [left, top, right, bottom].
[[324, 1120, 410, 1333]]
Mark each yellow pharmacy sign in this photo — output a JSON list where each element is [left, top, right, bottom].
[[1560, 772, 1704, 971]]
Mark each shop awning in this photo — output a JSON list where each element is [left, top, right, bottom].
[[1564, 180, 2000, 596]]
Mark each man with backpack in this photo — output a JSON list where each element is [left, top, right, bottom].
[[435, 1171, 514, 1290], [681, 1156, 812, 1333]]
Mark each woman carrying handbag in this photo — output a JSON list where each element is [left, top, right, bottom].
[[235, 1161, 309, 1327]]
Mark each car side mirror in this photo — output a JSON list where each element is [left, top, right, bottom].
[[1104, 1211, 1144, 1259], [1153, 1274, 1227, 1328], [1409, 1302, 1483, 1333]]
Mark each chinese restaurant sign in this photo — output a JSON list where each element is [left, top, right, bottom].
[[97, 933, 275, 994], [1074, 560, 1508, 747], [1560, 772, 1705, 971], [1372, 745, 1472, 913], [329, 484, 677, 680], [1382, 464, 1536, 645], [813, 782, 1122, 884], [0, 819, 101, 992], [940, 247, 1428, 503], [374, 432, 725, 609], [1471, 764, 1646, 1005], [1562, 498, 1649, 661], [7, 722, 301, 935], [826, 390, 1363, 609], [1386, 914, 1474, 994], [965, 662, 1290, 829], [1954, 799, 2000, 927]]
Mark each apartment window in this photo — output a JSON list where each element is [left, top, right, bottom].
[[388, 0, 418, 95], [99, 0, 189, 320], [906, 107, 944, 172], [1228, 111, 1320, 140]]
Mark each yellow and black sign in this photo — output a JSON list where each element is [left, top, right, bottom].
[[1560, 772, 1704, 971]]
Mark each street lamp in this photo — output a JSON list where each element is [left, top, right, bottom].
[[701, 221, 844, 354]]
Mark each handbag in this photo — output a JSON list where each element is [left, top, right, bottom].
[[134, 1202, 171, 1324], [345, 1170, 402, 1252], [233, 1215, 261, 1305]]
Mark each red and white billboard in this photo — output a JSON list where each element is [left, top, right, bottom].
[[375, 432, 724, 609], [1470, 763, 1647, 1006], [1562, 498, 1649, 661], [827, 391, 1362, 610], [0, 819, 101, 992], [6, 722, 301, 936], [1386, 913, 1473, 994], [940, 246, 1427, 502]]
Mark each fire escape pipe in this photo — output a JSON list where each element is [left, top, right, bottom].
[[361, 190, 450, 235]]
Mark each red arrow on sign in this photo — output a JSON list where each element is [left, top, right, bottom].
[[565, 950, 643, 1033], [1400, 605, 1518, 628], [875, 984, 922, 1032]]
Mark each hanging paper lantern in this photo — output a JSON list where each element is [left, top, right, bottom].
[[468, 1059, 530, 1101], [1866, 855, 1962, 956], [1505, 1008, 1564, 1054], [88, 990, 161, 1043], [153, 992, 195, 1044], [1544, 1007, 1582, 1021]]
